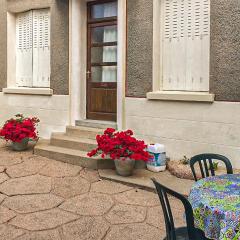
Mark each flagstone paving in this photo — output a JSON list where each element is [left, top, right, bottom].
[[52, 176, 90, 199], [3, 194, 64, 213], [0, 175, 52, 196], [0, 140, 185, 240]]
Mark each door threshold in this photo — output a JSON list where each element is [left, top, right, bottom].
[[75, 119, 117, 130]]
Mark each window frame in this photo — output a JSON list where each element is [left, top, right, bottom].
[[152, 0, 211, 93], [15, 8, 51, 89]]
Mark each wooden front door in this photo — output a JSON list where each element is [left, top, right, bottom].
[[87, 0, 118, 122]]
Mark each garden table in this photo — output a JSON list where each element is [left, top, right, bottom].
[[189, 174, 240, 240]]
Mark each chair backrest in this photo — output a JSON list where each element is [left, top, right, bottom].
[[152, 178, 197, 240], [190, 153, 233, 181]]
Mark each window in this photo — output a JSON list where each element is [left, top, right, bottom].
[[16, 9, 50, 88], [160, 0, 210, 92]]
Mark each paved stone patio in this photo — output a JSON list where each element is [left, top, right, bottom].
[[0, 140, 185, 240]]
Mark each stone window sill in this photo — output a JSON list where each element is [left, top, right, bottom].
[[3, 87, 53, 96], [146, 91, 215, 102]]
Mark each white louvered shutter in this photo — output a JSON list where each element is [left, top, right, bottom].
[[16, 11, 33, 87], [162, 0, 210, 91], [33, 9, 50, 87]]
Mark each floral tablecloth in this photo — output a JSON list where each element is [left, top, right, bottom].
[[189, 174, 240, 240]]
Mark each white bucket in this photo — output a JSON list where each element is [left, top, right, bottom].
[[147, 144, 166, 172]]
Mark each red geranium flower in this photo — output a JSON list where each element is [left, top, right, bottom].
[[0, 114, 40, 143], [87, 129, 150, 161]]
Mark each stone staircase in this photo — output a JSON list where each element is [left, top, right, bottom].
[[34, 120, 117, 169], [35, 120, 146, 170]]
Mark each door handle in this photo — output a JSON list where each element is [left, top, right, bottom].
[[86, 71, 91, 78]]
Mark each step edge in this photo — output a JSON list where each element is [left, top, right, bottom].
[[66, 125, 104, 133], [51, 133, 97, 144], [35, 144, 91, 158], [75, 120, 117, 129]]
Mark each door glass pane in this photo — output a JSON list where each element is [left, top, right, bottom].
[[92, 25, 117, 43], [91, 66, 117, 82], [91, 46, 117, 63], [91, 2, 117, 19]]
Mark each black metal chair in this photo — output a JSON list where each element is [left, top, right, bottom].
[[190, 153, 233, 181], [152, 178, 209, 240]]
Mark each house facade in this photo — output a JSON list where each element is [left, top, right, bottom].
[[0, 0, 240, 167]]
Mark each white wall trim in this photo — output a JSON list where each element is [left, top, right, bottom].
[[69, 0, 72, 124], [147, 91, 215, 102], [70, 0, 126, 129], [70, 0, 87, 125], [152, 0, 161, 92], [3, 87, 53, 96], [117, 0, 127, 130], [7, 12, 16, 88]]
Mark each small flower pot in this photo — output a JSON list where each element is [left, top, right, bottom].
[[114, 158, 135, 177], [11, 138, 29, 151]]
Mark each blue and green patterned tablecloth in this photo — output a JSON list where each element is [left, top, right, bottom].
[[189, 174, 240, 240]]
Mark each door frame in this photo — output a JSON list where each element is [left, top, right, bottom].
[[69, 0, 126, 129]]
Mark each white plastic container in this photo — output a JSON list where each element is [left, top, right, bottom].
[[147, 144, 166, 172]]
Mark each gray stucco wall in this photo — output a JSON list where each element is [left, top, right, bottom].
[[0, 0, 69, 95], [0, 0, 7, 91], [126, 0, 153, 97], [210, 0, 240, 101]]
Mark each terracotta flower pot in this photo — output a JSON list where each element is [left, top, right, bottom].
[[11, 138, 29, 151], [114, 158, 135, 177]]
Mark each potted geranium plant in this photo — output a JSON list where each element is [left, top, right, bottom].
[[0, 114, 40, 151], [87, 128, 150, 176]]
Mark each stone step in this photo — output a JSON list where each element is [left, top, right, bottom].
[[34, 140, 146, 170], [50, 133, 97, 152], [34, 141, 115, 170], [99, 169, 194, 196], [75, 119, 117, 129], [66, 126, 103, 139]]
